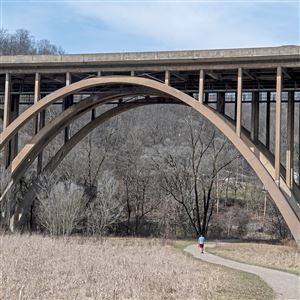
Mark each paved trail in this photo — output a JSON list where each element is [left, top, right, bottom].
[[184, 244, 300, 300]]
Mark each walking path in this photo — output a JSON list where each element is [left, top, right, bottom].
[[184, 244, 300, 300]]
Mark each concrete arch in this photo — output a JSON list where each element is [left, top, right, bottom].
[[8, 91, 164, 181], [0, 76, 171, 148], [14, 102, 156, 229], [1, 76, 300, 243]]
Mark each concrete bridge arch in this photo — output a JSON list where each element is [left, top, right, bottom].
[[0, 76, 299, 243]]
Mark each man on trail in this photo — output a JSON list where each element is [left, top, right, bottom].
[[198, 235, 205, 253]]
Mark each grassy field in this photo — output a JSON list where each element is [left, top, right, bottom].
[[208, 242, 300, 275], [1, 235, 274, 300]]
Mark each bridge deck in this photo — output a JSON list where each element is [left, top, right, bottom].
[[0, 46, 299, 97], [0, 46, 299, 73]]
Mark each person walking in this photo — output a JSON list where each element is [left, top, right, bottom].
[[198, 235, 205, 253]]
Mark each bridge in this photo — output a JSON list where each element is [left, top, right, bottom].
[[0, 46, 299, 243]]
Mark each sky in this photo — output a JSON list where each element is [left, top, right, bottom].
[[0, 0, 299, 53]]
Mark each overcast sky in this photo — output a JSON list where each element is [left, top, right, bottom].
[[1, 0, 299, 53]]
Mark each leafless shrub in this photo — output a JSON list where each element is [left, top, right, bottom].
[[267, 199, 292, 240], [86, 171, 124, 235], [36, 174, 85, 236]]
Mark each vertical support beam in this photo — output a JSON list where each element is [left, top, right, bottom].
[[198, 69, 204, 103], [165, 70, 170, 86], [204, 92, 209, 104], [66, 71, 71, 86], [34, 73, 40, 100], [275, 66, 282, 185], [63, 72, 72, 143], [33, 73, 44, 174], [3, 72, 11, 129], [11, 95, 19, 159], [130, 70, 135, 77], [266, 91, 271, 149], [3, 73, 11, 168], [5, 94, 19, 164], [234, 92, 237, 121], [286, 91, 294, 188], [217, 92, 225, 114], [34, 72, 40, 134], [92, 72, 102, 120], [236, 68, 243, 137], [251, 91, 259, 144]]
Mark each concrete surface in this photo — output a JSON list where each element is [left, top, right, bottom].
[[185, 244, 300, 300]]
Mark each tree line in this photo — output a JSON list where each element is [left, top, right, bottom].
[[0, 29, 64, 55]]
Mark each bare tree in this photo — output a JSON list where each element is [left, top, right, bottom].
[[154, 118, 239, 236], [112, 122, 161, 236], [121, 165, 159, 236]]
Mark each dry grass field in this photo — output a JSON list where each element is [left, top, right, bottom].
[[1, 235, 273, 300], [208, 242, 300, 275]]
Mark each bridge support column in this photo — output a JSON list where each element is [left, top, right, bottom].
[[11, 94, 20, 160], [34, 73, 41, 134], [266, 91, 271, 149], [165, 70, 170, 86], [204, 92, 209, 104], [217, 92, 225, 115], [286, 91, 295, 188], [91, 71, 102, 121], [63, 72, 73, 142], [275, 66, 282, 185], [3, 73, 11, 131], [236, 68, 243, 137], [251, 91, 259, 144], [4, 94, 20, 165], [2, 74, 20, 230], [233, 92, 237, 121], [3, 73, 12, 168], [34, 73, 45, 174], [198, 70, 204, 103]]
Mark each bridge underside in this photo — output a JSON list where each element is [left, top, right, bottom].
[[0, 46, 299, 242]]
